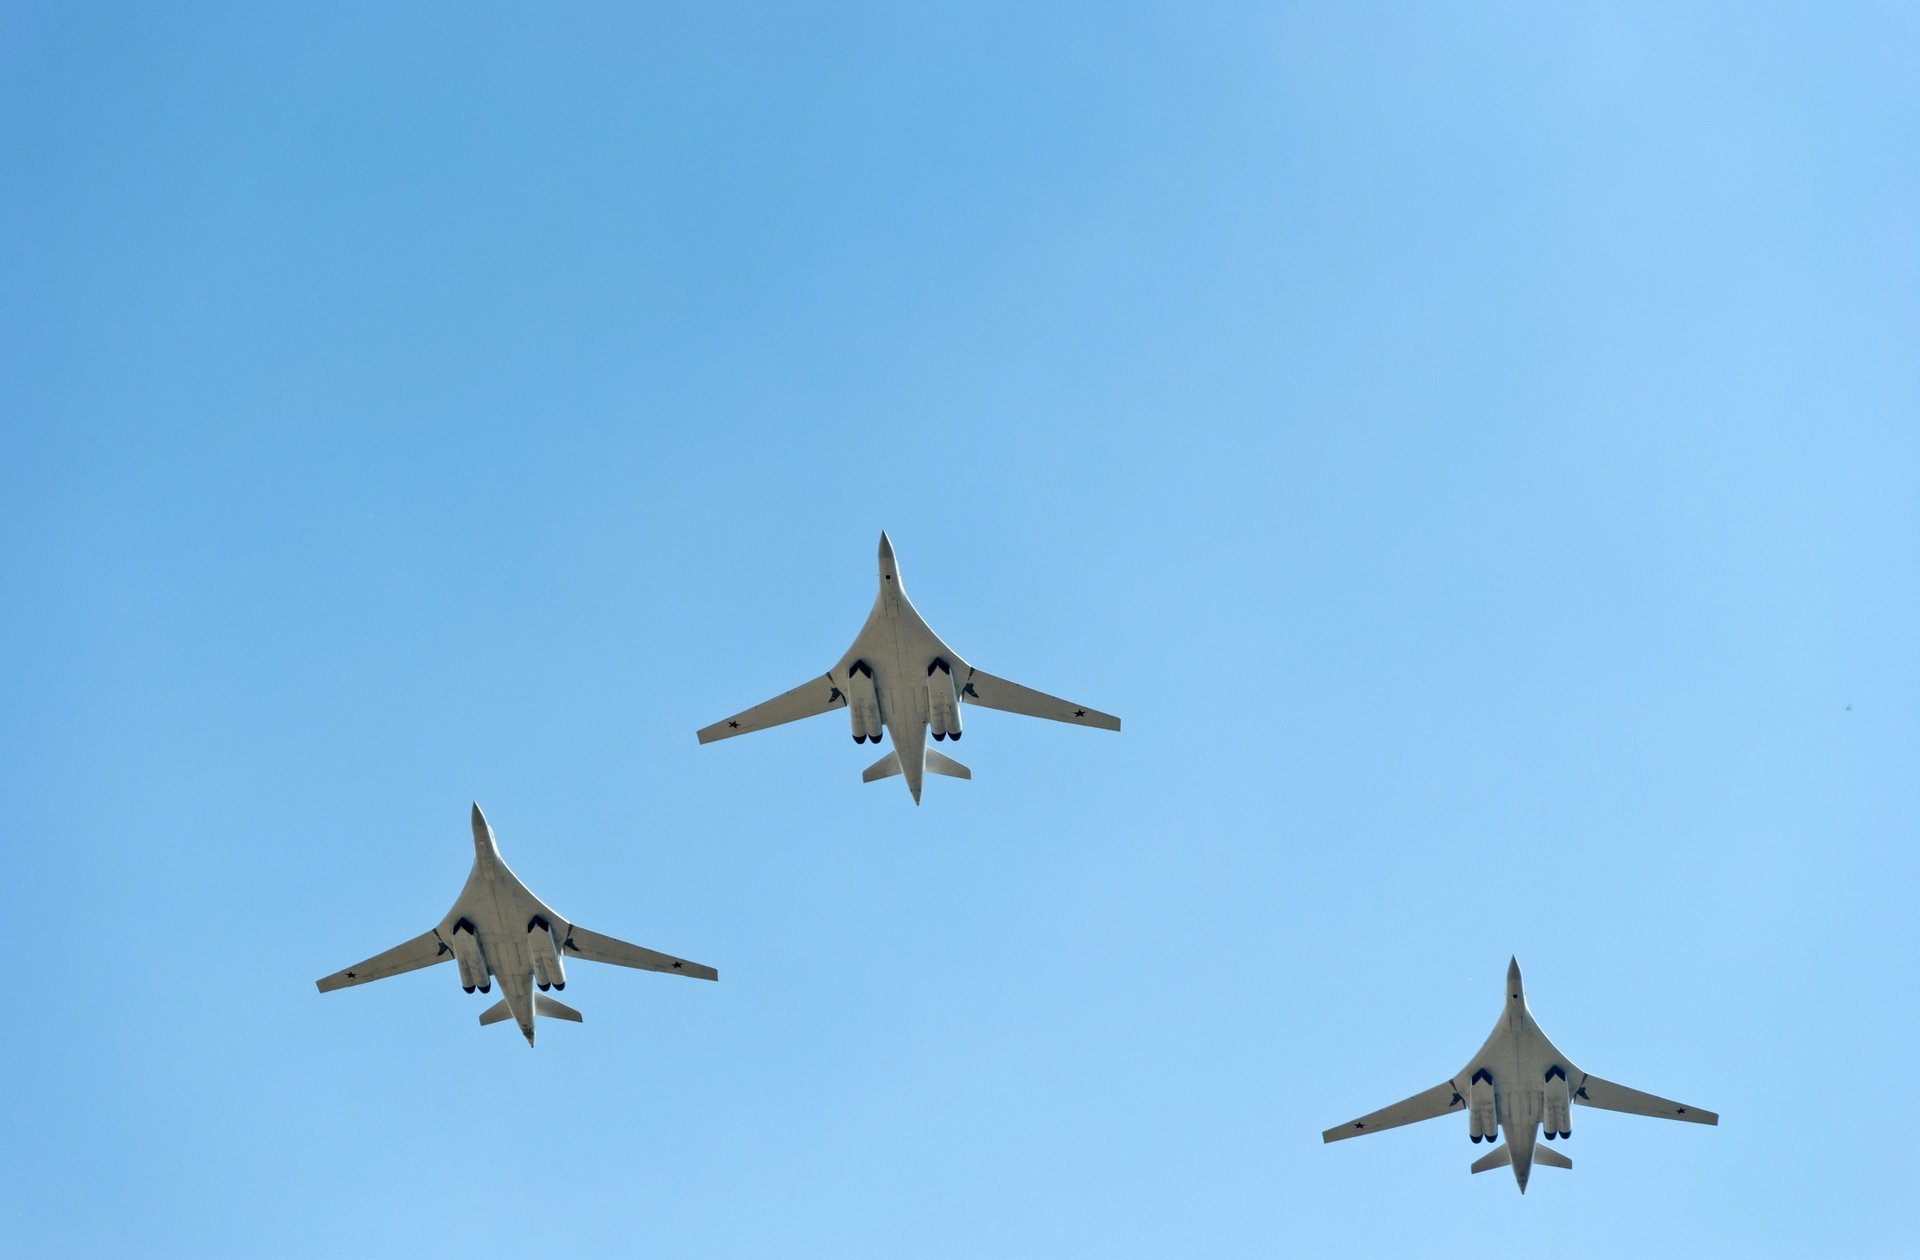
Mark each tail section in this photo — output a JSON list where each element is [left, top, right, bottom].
[[862, 746, 970, 793], [890, 719, 927, 803], [478, 994, 583, 1034], [1469, 1137, 1566, 1191]]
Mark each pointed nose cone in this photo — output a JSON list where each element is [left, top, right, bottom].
[[877, 531, 904, 601], [1508, 956, 1523, 1000], [1515, 1165, 1529, 1194], [470, 803, 500, 858], [521, 1022, 535, 1048]]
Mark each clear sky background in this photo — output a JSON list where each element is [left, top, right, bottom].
[[4, 4, 1916, 1257]]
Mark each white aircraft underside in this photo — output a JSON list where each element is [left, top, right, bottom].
[[1322, 959, 1716, 1192], [697, 532, 1120, 802], [317, 805, 716, 1045]]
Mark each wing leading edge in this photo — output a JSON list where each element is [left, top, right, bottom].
[[1322, 1079, 1465, 1143], [697, 675, 845, 744], [562, 923, 718, 982], [315, 929, 450, 993], [1574, 1073, 1718, 1125], [961, 669, 1120, 730]]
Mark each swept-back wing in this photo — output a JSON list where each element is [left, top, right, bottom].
[[697, 675, 844, 744], [1322, 1079, 1465, 1143], [562, 923, 718, 982], [316, 929, 449, 993], [1573, 1073, 1718, 1125], [960, 669, 1120, 730]]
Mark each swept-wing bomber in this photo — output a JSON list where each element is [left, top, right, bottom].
[[1321, 958, 1716, 1192], [317, 804, 716, 1045], [697, 532, 1120, 803]]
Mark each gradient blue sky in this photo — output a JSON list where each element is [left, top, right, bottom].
[[4, 4, 1916, 1257]]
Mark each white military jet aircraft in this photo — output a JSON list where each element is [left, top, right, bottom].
[[316, 804, 716, 1046], [1321, 958, 1716, 1193], [697, 532, 1120, 803]]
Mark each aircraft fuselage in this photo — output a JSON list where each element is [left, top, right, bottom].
[[1459, 960, 1575, 1192], [438, 811, 569, 1045], [826, 534, 970, 803], [695, 531, 1119, 800]]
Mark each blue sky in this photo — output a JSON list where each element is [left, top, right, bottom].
[[3, 3, 1915, 1256]]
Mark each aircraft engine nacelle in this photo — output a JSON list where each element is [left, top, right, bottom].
[[449, 919, 490, 994], [846, 662, 882, 743], [927, 659, 961, 741], [528, 916, 567, 992], [1467, 1073, 1497, 1143], [1544, 1069, 1571, 1140]]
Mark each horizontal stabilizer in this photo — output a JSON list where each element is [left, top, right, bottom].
[[862, 751, 900, 782], [1470, 1144, 1511, 1175], [926, 749, 971, 780], [480, 996, 582, 1025], [1534, 1145, 1572, 1171], [537, 991, 579, 1021], [535, 994, 582, 1023]]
